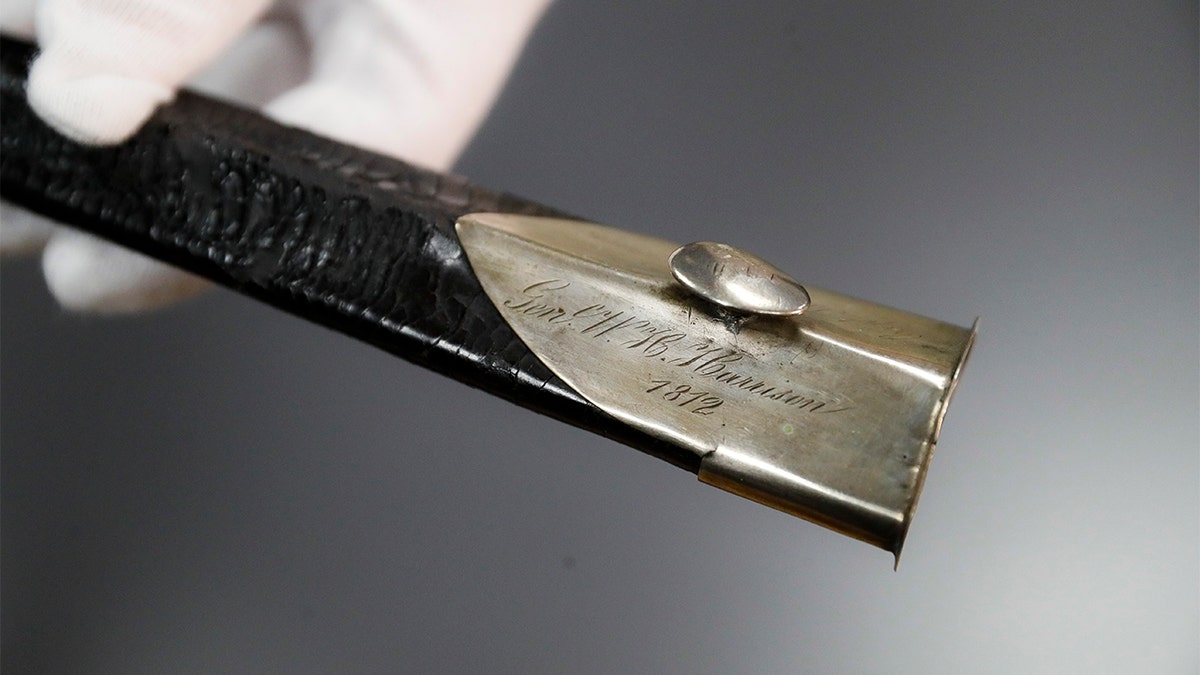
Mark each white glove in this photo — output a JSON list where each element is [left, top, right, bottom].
[[0, 0, 551, 312]]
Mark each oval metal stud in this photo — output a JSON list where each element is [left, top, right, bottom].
[[668, 241, 810, 316]]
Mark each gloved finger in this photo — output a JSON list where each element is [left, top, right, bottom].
[[42, 229, 209, 313], [29, 0, 273, 145], [16, 0, 273, 312], [264, 0, 552, 171], [0, 201, 55, 255], [0, 203, 207, 313]]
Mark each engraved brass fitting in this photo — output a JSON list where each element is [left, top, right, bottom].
[[457, 213, 975, 564]]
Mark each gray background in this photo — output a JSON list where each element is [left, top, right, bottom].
[[3, 1, 1196, 672]]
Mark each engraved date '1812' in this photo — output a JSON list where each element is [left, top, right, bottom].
[[645, 379, 724, 415]]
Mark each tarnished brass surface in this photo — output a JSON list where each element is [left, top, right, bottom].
[[457, 213, 975, 562]]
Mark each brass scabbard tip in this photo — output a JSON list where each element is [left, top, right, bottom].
[[459, 212, 979, 565]]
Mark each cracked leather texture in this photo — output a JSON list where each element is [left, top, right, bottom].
[[0, 36, 698, 473]]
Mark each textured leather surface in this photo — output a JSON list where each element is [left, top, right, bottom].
[[0, 36, 698, 472]]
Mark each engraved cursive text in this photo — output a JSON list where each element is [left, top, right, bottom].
[[504, 279, 851, 413]]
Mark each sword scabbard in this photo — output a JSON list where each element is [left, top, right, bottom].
[[0, 35, 975, 563]]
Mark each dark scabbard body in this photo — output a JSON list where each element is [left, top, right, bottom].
[[0, 36, 975, 562], [0, 36, 696, 473]]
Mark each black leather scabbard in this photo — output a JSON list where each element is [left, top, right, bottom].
[[0, 35, 699, 472]]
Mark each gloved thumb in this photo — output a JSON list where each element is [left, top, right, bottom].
[[29, 0, 273, 144], [4, 0, 274, 312]]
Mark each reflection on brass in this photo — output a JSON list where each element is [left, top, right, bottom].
[[669, 241, 811, 316], [457, 213, 975, 564]]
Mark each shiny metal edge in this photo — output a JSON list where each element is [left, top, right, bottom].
[[891, 318, 977, 568]]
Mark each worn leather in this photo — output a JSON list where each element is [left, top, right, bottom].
[[0, 36, 698, 472]]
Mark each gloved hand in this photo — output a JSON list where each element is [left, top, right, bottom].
[[0, 0, 551, 311]]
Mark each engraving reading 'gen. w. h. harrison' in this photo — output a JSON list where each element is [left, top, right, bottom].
[[504, 279, 850, 414]]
